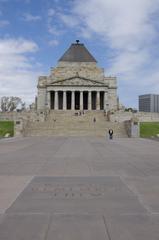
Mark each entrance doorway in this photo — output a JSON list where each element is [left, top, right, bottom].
[[92, 92, 97, 110], [67, 91, 71, 110], [50, 91, 54, 109], [83, 91, 88, 110], [75, 91, 80, 110], [58, 91, 63, 110], [100, 92, 104, 110]]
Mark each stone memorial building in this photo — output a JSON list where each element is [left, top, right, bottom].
[[37, 41, 118, 111]]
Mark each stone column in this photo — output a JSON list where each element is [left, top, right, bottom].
[[63, 91, 66, 110], [71, 91, 75, 110], [104, 91, 108, 111], [96, 91, 100, 110], [47, 91, 51, 109], [54, 91, 58, 110], [80, 91, 83, 110], [88, 91, 92, 110]]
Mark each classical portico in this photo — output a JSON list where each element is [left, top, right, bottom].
[[37, 41, 117, 111], [48, 90, 107, 110]]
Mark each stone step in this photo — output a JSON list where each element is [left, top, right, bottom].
[[24, 111, 128, 137], [26, 130, 128, 137]]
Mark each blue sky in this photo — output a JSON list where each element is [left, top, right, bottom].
[[0, 0, 159, 108]]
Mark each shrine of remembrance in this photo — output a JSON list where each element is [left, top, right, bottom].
[[37, 41, 118, 111]]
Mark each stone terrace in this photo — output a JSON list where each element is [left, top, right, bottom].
[[25, 110, 128, 137], [0, 136, 159, 239]]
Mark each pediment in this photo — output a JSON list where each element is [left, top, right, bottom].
[[49, 76, 104, 86]]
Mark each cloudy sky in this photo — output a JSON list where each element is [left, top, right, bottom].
[[0, 0, 159, 107]]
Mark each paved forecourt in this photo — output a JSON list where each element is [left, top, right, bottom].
[[0, 136, 159, 239]]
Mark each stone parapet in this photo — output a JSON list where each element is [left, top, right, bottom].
[[110, 111, 159, 123]]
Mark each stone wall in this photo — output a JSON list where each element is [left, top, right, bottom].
[[124, 120, 139, 138], [0, 110, 48, 137], [49, 62, 104, 82], [110, 111, 159, 123], [37, 88, 47, 110]]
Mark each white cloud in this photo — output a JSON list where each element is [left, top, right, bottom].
[[0, 38, 41, 104], [47, 8, 65, 36], [23, 13, 41, 22], [48, 24, 64, 36], [68, 0, 159, 107], [0, 20, 9, 27], [58, 13, 79, 28], [49, 39, 59, 47], [48, 8, 55, 17], [0, 38, 38, 54]]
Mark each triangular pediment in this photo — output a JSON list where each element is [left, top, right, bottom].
[[49, 76, 104, 86]]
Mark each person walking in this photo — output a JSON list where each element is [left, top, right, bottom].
[[108, 129, 113, 140], [93, 117, 96, 123]]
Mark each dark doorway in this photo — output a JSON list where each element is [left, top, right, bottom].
[[92, 91, 96, 110], [75, 91, 80, 110], [67, 91, 71, 110], [83, 91, 88, 110], [100, 92, 104, 110], [58, 91, 63, 110], [51, 91, 54, 109]]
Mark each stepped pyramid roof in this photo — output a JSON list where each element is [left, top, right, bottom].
[[59, 41, 97, 63]]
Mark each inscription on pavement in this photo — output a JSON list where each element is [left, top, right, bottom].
[[7, 177, 146, 215], [31, 184, 105, 199]]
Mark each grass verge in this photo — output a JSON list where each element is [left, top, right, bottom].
[[140, 122, 159, 138], [0, 121, 14, 137]]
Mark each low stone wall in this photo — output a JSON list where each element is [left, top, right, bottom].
[[124, 120, 139, 138], [1, 110, 158, 138], [0, 110, 49, 137], [124, 121, 131, 138], [110, 111, 159, 123]]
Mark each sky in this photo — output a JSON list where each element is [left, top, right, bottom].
[[0, 0, 159, 108]]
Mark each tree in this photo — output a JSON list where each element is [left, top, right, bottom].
[[0, 96, 25, 112]]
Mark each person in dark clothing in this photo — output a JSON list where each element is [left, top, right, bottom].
[[108, 129, 113, 139], [93, 117, 96, 123]]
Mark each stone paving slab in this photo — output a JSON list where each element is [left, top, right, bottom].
[[0, 163, 42, 175], [0, 214, 50, 240], [0, 176, 32, 213], [105, 214, 159, 240], [0, 214, 109, 240], [47, 215, 109, 240], [7, 176, 146, 215], [123, 176, 159, 213], [0, 136, 159, 239]]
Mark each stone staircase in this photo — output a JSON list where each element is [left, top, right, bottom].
[[24, 110, 128, 137]]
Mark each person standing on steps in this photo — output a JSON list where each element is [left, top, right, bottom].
[[108, 129, 113, 140]]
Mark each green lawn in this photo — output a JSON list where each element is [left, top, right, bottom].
[[140, 122, 159, 138], [0, 121, 14, 137]]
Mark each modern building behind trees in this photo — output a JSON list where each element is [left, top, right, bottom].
[[139, 94, 159, 113]]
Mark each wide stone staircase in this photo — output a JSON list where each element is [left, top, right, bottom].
[[24, 111, 128, 137]]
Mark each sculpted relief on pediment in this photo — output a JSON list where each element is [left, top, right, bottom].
[[49, 77, 104, 86]]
